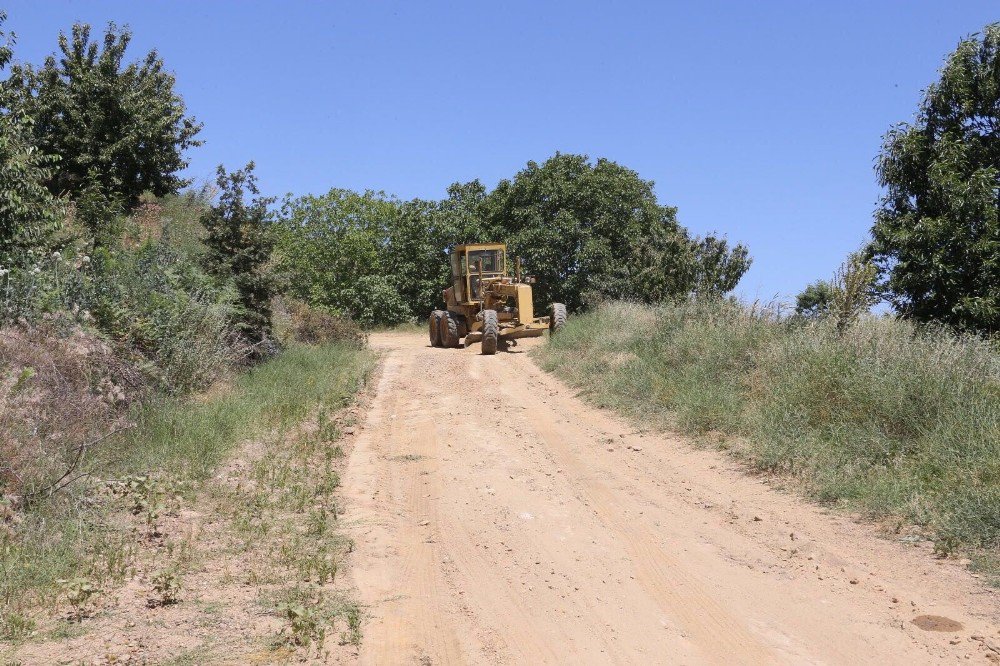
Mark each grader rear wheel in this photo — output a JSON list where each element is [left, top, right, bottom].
[[440, 311, 462, 348], [481, 309, 499, 355], [429, 310, 445, 347]]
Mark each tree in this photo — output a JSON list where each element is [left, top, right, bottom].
[[870, 23, 1000, 333], [275, 155, 751, 326], [795, 280, 834, 318], [482, 153, 751, 310], [275, 189, 408, 327], [201, 163, 275, 355], [6, 22, 202, 219], [386, 181, 493, 318], [795, 251, 877, 331], [0, 12, 61, 266]]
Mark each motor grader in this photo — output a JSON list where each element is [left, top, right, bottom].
[[428, 243, 566, 355]]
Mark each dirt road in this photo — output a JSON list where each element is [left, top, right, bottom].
[[343, 330, 999, 665]]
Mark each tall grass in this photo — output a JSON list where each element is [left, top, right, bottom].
[[536, 300, 1000, 557], [0, 342, 375, 634]]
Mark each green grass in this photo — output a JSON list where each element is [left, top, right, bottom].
[[0, 342, 375, 637], [535, 300, 1000, 560]]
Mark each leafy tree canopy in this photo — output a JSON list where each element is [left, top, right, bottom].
[[482, 153, 751, 310], [6, 21, 202, 215], [795, 280, 834, 318], [0, 13, 62, 266], [201, 163, 275, 355], [870, 23, 1000, 333], [276, 189, 409, 327], [277, 154, 751, 326]]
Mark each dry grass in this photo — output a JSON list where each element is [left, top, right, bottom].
[[536, 300, 1000, 565], [0, 323, 145, 500], [0, 341, 375, 645]]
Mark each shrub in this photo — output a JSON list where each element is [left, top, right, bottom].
[[85, 240, 240, 394], [279, 299, 366, 348]]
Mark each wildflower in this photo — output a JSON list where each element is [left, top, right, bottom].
[[31, 266, 40, 275], [52, 251, 62, 260], [81, 255, 91, 265]]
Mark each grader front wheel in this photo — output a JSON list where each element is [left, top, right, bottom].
[[550, 303, 567, 334], [481, 310, 499, 355]]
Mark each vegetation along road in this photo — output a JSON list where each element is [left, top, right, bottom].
[[342, 330, 999, 665]]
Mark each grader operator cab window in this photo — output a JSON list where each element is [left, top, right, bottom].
[[467, 249, 504, 274], [463, 249, 505, 300]]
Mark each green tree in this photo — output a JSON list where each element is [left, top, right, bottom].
[[795, 252, 877, 331], [482, 153, 750, 310], [387, 181, 493, 317], [795, 280, 834, 318], [870, 23, 1000, 333], [201, 163, 275, 355], [6, 22, 202, 222], [0, 12, 61, 266], [276, 189, 408, 327]]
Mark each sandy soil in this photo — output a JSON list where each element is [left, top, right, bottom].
[[343, 330, 1000, 665]]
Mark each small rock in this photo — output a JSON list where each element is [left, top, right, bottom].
[[849, 579, 859, 585], [418, 520, 429, 526], [753, 516, 762, 522]]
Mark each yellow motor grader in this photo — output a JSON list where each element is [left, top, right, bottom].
[[429, 243, 566, 355]]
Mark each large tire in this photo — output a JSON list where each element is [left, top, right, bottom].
[[481, 309, 499, 355], [428, 310, 445, 347], [440, 311, 462, 348], [549, 303, 567, 334]]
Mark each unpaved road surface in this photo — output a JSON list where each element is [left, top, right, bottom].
[[343, 331, 999, 665]]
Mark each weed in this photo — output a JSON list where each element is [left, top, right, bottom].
[[57, 578, 99, 621], [279, 601, 327, 647], [306, 507, 331, 537], [150, 567, 182, 606], [0, 612, 35, 641], [342, 604, 362, 646]]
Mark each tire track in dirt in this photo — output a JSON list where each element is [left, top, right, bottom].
[[343, 331, 1000, 665]]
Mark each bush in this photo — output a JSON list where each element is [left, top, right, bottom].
[[279, 299, 366, 348], [537, 300, 1000, 555], [85, 240, 240, 394]]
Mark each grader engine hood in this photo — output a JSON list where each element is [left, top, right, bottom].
[[514, 283, 534, 323]]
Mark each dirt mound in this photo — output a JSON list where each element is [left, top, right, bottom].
[[0, 322, 144, 501]]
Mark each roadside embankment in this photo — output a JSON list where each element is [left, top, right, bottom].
[[1, 339, 375, 657], [534, 300, 1000, 571]]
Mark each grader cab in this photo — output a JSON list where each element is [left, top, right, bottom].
[[428, 243, 566, 355]]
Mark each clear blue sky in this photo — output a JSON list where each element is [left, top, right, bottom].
[[4, 1, 997, 302]]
